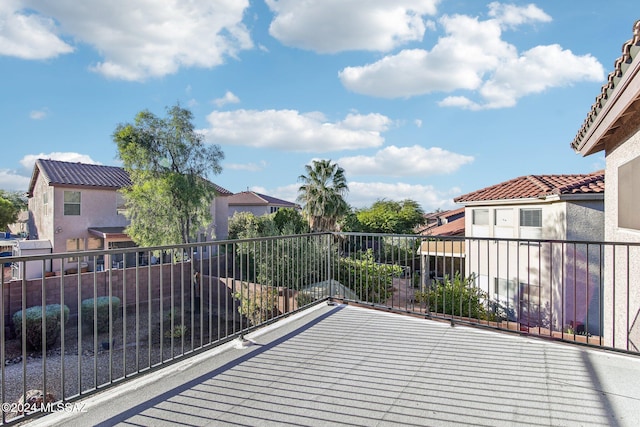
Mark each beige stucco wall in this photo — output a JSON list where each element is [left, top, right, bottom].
[[604, 128, 640, 350], [463, 199, 604, 333]]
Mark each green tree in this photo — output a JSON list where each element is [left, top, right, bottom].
[[228, 212, 277, 239], [273, 208, 308, 235], [113, 104, 224, 246], [356, 199, 425, 234], [297, 160, 349, 232], [0, 190, 27, 232]]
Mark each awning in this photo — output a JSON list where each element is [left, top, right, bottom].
[[419, 240, 465, 258]]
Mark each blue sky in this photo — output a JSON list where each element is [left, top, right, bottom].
[[0, 1, 637, 212]]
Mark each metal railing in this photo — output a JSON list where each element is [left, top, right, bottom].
[[334, 233, 640, 354], [1, 232, 639, 424]]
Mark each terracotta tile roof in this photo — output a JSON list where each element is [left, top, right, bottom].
[[420, 216, 465, 236], [454, 171, 604, 203], [227, 191, 298, 208], [27, 159, 232, 196], [571, 20, 640, 153]]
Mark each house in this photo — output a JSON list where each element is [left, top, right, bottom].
[[24, 159, 232, 275], [418, 207, 466, 284], [571, 19, 640, 349], [418, 207, 465, 236], [454, 172, 605, 331], [227, 191, 299, 218]]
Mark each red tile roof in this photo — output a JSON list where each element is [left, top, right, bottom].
[[420, 216, 465, 236], [454, 171, 604, 203], [571, 20, 640, 153]]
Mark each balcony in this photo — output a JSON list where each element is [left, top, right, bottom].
[[2, 233, 640, 425]]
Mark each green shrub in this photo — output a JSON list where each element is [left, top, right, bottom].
[[81, 296, 121, 333], [162, 307, 182, 330], [414, 273, 489, 320], [12, 304, 70, 351]]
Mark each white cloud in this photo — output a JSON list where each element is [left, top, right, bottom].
[[252, 183, 299, 205], [0, 1, 74, 59], [204, 109, 391, 152], [266, 0, 439, 53], [487, 2, 551, 28], [226, 160, 267, 172], [339, 4, 604, 108], [20, 152, 100, 171], [214, 91, 240, 108], [338, 145, 473, 176], [8, 0, 252, 81], [0, 169, 31, 192], [29, 109, 48, 120], [414, 119, 423, 128], [347, 181, 457, 211], [255, 181, 457, 212]]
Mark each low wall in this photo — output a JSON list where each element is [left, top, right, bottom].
[[2, 260, 237, 338]]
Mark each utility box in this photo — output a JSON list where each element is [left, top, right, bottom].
[[12, 240, 53, 280]]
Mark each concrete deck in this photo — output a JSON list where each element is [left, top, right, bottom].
[[27, 303, 640, 426]]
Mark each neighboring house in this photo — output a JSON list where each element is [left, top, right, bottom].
[[571, 20, 640, 350], [418, 207, 465, 236], [418, 207, 466, 284], [454, 172, 605, 332], [25, 159, 232, 275], [227, 191, 299, 218]]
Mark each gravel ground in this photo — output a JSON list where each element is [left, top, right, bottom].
[[2, 306, 238, 421]]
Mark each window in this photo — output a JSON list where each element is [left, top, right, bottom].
[[472, 209, 489, 225], [270, 206, 279, 214], [519, 208, 542, 239], [66, 238, 85, 262], [116, 192, 127, 216], [619, 156, 640, 230], [472, 209, 490, 237], [64, 191, 81, 216]]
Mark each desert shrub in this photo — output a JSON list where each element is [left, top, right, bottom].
[[337, 249, 403, 303], [414, 273, 489, 320], [163, 307, 183, 330], [296, 292, 315, 308], [234, 283, 279, 326], [12, 304, 70, 350], [81, 296, 121, 333]]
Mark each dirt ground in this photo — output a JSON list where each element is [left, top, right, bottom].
[[2, 304, 241, 419]]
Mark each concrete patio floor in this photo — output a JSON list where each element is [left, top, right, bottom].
[[27, 303, 640, 426]]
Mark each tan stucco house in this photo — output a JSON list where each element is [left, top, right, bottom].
[[571, 19, 640, 350], [454, 172, 605, 332], [227, 191, 299, 218], [25, 159, 232, 275]]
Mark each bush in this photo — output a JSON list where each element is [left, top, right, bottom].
[[13, 304, 70, 351], [81, 296, 121, 333], [162, 307, 183, 331], [414, 273, 489, 320]]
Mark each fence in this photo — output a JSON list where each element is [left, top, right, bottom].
[[1, 232, 639, 424]]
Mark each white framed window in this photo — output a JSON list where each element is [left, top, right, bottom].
[[472, 209, 490, 237], [519, 208, 542, 239], [619, 156, 640, 230], [64, 191, 81, 216], [116, 192, 127, 216]]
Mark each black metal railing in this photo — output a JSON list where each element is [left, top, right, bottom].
[[1, 232, 639, 424]]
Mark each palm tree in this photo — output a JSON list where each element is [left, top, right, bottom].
[[297, 160, 349, 232]]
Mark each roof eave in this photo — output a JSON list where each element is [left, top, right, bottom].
[[575, 47, 640, 157]]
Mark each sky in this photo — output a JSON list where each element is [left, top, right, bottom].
[[0, 1, 637, 212]]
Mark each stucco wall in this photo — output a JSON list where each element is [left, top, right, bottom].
[[604, 127, 640, 350]]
